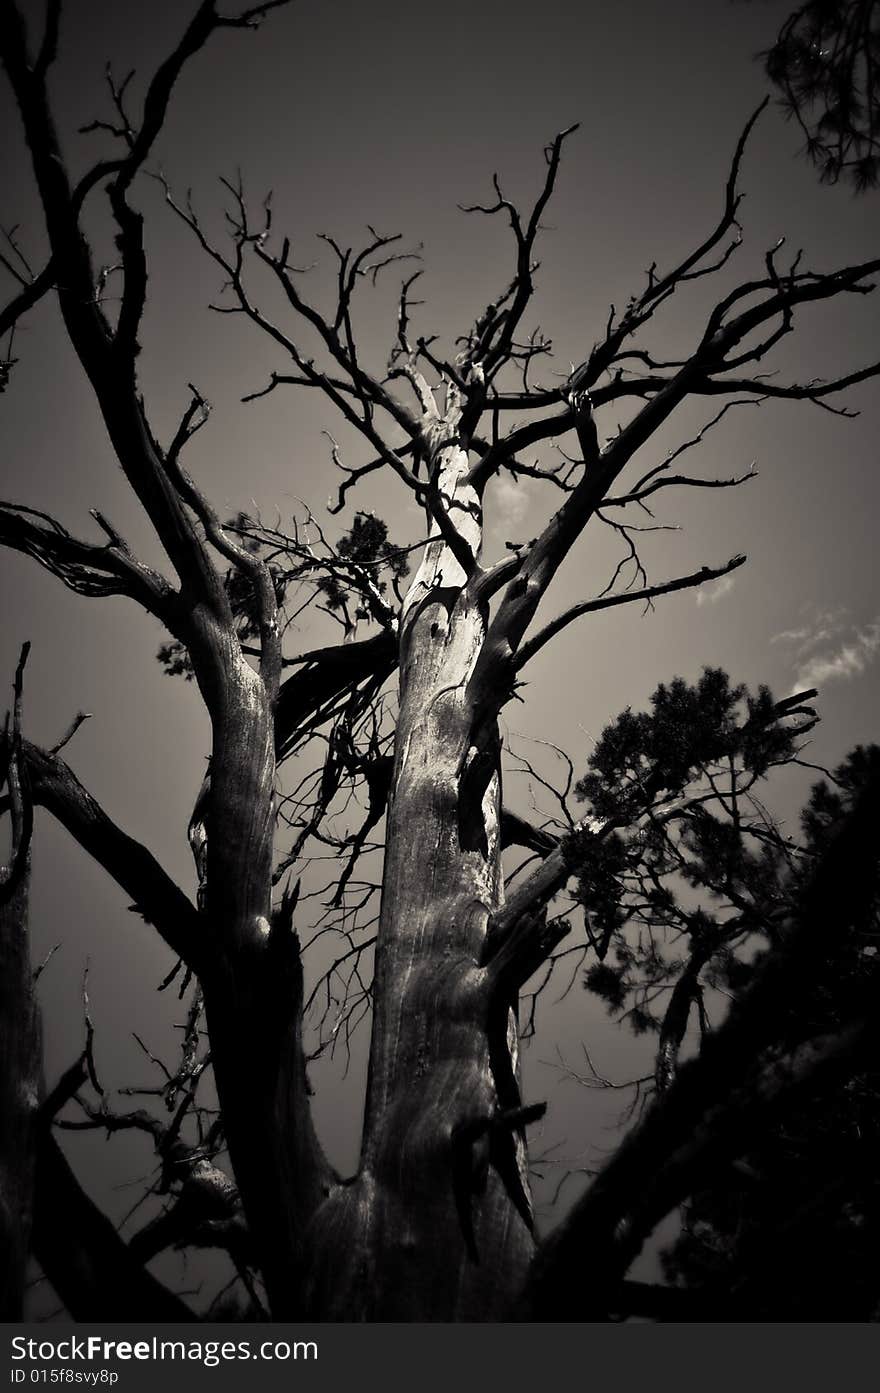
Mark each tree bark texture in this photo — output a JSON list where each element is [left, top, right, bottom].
[[302, 425, 535, 1320]]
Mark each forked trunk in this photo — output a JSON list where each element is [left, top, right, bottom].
[[187, 421, 537, 1320]]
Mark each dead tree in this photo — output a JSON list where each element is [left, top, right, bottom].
[[2, 1, 880, 1321]]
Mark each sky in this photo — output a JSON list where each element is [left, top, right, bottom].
[[2, 0, 879, 1314]]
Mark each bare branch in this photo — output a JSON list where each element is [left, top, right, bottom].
[[21, 740, 202, 972], [458, 124, 579, 379], [0, 643, 32, 904], [514, 554, 747, 672], [0, 502, 175, 616], [32, 1133, 193, 1321], [0, 0, 275, 613], [161, 384, 281, 690], [34, 0, 61, 78], [0, 256, 55, 340], [486, 681, 814, 968]]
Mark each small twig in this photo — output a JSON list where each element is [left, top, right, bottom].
[[33, 941, 62, 984], [49, 711, 92, 755]]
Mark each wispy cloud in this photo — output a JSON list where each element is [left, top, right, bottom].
[[771, 624, 812, 645], [793, 621, 880, 692], [771, 606, 848, 654], [696, 573, 737, 606], [773, 606, 880, 694]]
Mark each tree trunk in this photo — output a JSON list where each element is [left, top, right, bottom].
[[0, 844, 39, 1318], [304, 426, 536, 1320], [194, 639, 335, 1317], [0, 648, 40, 1320]]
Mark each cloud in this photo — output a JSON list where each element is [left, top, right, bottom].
[[771, 625, 812, 645], [695, 573, 737, 607], [792, 620, 880, 693], [489, 474, 530, 535], [774, 606, 880, 694], [770, 606, 849, 654]]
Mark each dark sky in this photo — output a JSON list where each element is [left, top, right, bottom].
[[2, 0, 879, 1311]]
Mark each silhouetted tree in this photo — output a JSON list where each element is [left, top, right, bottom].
[[660, 745, 880, 1319], [758, 0, 880, 188], [2, 0, 879, 1321]]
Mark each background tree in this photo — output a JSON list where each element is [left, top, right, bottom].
[[2, 0, 879, 1322], [658, 744, 880, 1318], [755, 0, 880, 188]]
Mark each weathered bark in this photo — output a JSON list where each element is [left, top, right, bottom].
[[202, 937, 336, 1317], [303, 418, 535, 1320], [191, 635, 338, 1317]]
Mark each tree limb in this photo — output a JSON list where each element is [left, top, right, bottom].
[[21, 740, 203, 972], [0, 501, 175, 617], [513, 554, 747, 673], [32, 1132, 193, 1321]]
